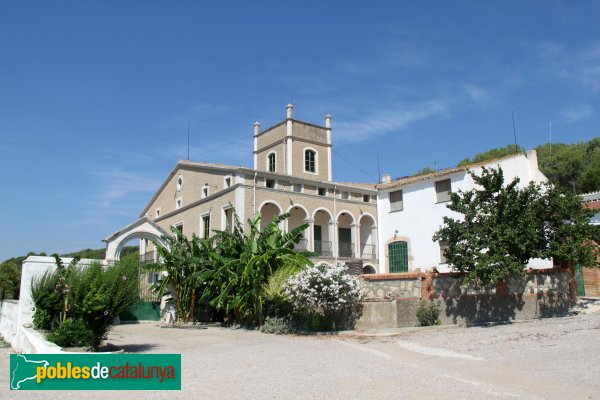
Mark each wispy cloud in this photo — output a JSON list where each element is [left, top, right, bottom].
[[560, 104, 594, 122], [341, 41, 431, 74], [463, 84, 492, 106], [537, 41, 600, 92], [88, 167, 161, 210], [335, 99, 450, 143]]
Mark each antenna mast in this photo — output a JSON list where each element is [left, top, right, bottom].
[[549, 120, 552, 165], [187, 118, 190, 160], [511, 111, 518, 149], [376, 147, 381, 184]]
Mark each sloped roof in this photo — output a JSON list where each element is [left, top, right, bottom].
[[376, 152, 527, 190]]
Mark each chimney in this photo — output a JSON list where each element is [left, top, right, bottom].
[[325, 114, 332, 128], [253, 121, 260, 137], [381, 173, 391, 184], [286, 103, 294, 119]]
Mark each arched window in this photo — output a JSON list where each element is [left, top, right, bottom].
[[268, 153, 276, 172], [304, 149, 316, 173]]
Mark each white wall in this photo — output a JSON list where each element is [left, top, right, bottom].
[[377, 152, 553, 273]]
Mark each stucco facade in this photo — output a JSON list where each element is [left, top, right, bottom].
[[376, 150, 553, 273], [128, 105, 378, 271]]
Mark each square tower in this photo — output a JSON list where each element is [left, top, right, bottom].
[[253, 104, 333, 181]]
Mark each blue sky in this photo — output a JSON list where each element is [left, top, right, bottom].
[[1, 1, 599, 260]]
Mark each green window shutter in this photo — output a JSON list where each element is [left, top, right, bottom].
[[389, 241, 408, 272]]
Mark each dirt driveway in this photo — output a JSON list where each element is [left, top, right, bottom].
[[2, 311, 600, 399]]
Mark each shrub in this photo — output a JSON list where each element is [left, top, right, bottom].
[[260, 316, 296, 335], [416, 300, 442, 326], [32, 308, 53, 330], [284, 264, 363, 330], [261, 264, 303, 318], [47, 319, 92, 348], [31, 256, 139, 349]]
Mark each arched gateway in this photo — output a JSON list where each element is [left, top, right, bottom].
[[103, 216, 170, 261]]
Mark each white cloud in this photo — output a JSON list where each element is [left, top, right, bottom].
[[560, 104, 594, 122], [463, 84, 491, 106], [88, 167, 161, 210], [335, 100, 450, 143], [537, 41, 600, 92]]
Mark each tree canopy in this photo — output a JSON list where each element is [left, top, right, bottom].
[[536, 137, 600, 194], [433, 167, 599, 285], [457, 144, 525, 167]]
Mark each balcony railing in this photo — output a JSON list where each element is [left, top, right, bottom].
[[294, 239, 308, 251], [338, 242, 355, 258], [360, 244, 376, 259], [139, 251, 156, 266], [313, 240, 333, 257]]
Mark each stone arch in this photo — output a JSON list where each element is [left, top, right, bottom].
[[104, 217, 169, 261], [363, 265, 376, 274], [335, 210, 355, 224], [313, 208, 333, 257], [359, 214, 377, 260], [259, 200, 283, 230]]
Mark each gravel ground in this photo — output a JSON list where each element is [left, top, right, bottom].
[[2, 309, 600, 399]]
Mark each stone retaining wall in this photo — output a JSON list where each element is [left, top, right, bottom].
[[357, 268, 574, 330]]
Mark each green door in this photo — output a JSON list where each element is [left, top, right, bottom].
[[575, 263, 586, 296], [389, 241, 408, 273], [314, 225, 322, 255], [338, 228, 352, 257]]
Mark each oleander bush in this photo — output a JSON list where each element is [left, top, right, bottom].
[[284, 264, 364, 331]]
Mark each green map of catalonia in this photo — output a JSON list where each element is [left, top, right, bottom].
[[11, 354, 49, 390]]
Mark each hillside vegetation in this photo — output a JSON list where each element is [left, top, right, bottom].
[[441, 139, 600, 194]]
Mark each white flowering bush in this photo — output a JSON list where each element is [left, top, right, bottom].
[[284, 264, 363, 330]]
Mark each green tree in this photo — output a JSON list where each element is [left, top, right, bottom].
[[146, 227, 213, 324], [433, 167, 599, 285], [197, 211, 311, 325], [536, 138, 600, 193]]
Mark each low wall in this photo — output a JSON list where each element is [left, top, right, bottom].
[[357, 268, 573, 330], [1, 256, 101, 353], [0, 300, 19, 344]]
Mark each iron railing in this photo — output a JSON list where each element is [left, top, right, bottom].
[[360, 244, 376, 259], [139, 251, 156, 266], [313, 240, 333, 257], [338, 242, 355, 258], [294, 239, 308, 251]]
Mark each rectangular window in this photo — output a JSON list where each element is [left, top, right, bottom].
[[389, 190, 403, 212], [266, 179, 276, 189], [202, 215, 210, 238], [293, 183, 302, 193], [439, 240, 448, 264], [224, 208, 233, 232], [341, 191, 349, 200], [268, 153, 276, 172], [363, 194, 370, 203], [318, 187, 327, 196], [435, 179, 452, 203], [174, 223, 184, 234], [305, 149, 316, 173], [224, 177, 231, 188]]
